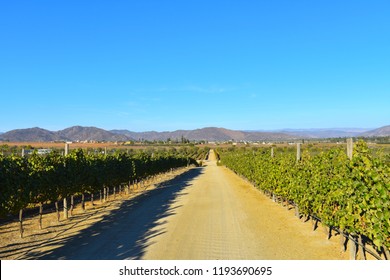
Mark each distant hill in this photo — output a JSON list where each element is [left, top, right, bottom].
[[360, 125, 390, 137], [273, 128, 371, 139], [111, 127, 296, 142], [111, 129, 171, 141], [58, 126, 130, 142], [1, 125, 388, 142], [0, 127, 63, 142], [0, 126, 131, 142]]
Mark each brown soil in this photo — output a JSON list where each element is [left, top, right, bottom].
[[0, 151, 353, 260]]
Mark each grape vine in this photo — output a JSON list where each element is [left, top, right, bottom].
[[0, 147, 202, 237], [218, 140, 390, 257]]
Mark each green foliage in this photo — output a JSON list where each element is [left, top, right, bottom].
[[0, 147, 200, 217], [218, 140, 390, 249]]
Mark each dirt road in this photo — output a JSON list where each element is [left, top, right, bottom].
[[17, 150, 348, 260]]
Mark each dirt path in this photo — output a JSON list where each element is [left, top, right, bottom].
[[142, 150, 348, 260], [2, 150, 349, 260]]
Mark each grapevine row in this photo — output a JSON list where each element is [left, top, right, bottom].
[[218, 140, 390, 258], [0, 148, 200, 236]]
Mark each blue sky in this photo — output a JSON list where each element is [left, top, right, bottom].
[[0, 0, 389, 132]]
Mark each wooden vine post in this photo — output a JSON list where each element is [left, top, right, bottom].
[[346, 138, 359, 259], [349, 235, 358, 260], [358, 235, 366, 260], [347, 138, 353, 160], [296, 143, 301, 163], [65, 143, 70, 157], [63, 143, 69, 220], [292, 143, 302, 216], [81, 194, 85, 212], [63, 197, 68, 220], [18, 150, 26, 238], [39, 202, 44, 230], [339, 232, 347, 252], [19, 209, 24, 238], [70, 195, 74, 216]]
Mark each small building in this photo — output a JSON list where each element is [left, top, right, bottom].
[[37, 149, 52, 155]]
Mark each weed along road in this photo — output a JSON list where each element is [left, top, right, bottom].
[[23, 150, 347, 260]]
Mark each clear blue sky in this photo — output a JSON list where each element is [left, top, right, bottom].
[[0, 0, 389, 132]]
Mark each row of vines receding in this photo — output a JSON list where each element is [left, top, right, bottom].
[[217, 140, 390, 259], [0, 147, 208, 237]]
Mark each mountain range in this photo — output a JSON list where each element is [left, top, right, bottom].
[[0, 126, 129, 142], [360, 126, 390, 137], [0, 125, 389, 142], [110, 127, 297, 142], [267, 128, 372, 139]]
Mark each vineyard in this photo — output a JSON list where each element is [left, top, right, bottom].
[[217, 140, 390, 260], [0, 146, 209, 238], [1, 141, 389, 260]]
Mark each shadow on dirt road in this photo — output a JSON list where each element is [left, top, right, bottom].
[[22, 167, 204, 260]]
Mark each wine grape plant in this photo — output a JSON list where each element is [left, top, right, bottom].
[[0, 147, 201, 237], [218, 140, 390, 259]]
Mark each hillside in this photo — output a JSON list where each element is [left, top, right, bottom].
[[111, 127, 296, 142], [58, 126, 130, 142], [0, 127, 63, 142], [0, 126, 130, 142], [360, 125, 390, 137], [274, 128, 371, 138], [1, 125, 389, 142], [0, 126, 296, 142]]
